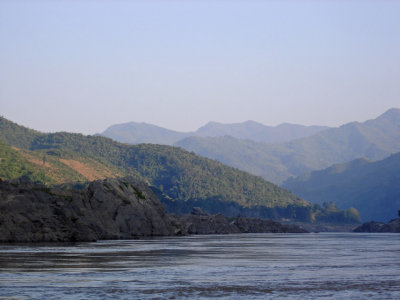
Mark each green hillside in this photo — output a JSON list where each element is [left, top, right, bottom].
[[0, 116, 361, 223], [176, 108, 400, 184], [283, 153, 400, 222], [0, 139, 127, 184], [0, 140, 51, 183], [0, 117, 304, 208]]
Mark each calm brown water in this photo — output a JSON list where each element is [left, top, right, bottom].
[[0, 233, 399, 299]]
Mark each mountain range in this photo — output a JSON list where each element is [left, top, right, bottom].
[[3, 108, 399, 223], [97, 108, 400, 222], [100, 109, 400, 185], [195, 121, 329, 143], [283, 153, 400, 222], [176, 108, 400, 184], [101, 120, 329, 145], [0, 116, 358, 223]]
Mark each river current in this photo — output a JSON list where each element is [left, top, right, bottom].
[[0, 233, 399, 299]]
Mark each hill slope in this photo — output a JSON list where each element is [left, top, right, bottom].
[[283, 153, 400, 222], [0, 117, 304, 208], [0, 116, 360, 223], [0, 140, 123, 184], [0, 140, 52, 183], [176, 108, 400, 184]]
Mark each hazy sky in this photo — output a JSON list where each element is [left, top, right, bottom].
[[0, 0, 399, 134]]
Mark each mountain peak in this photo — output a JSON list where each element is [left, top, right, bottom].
[[100, 121, 189, 145], [201, 121, 222, 127], [377, 108, 400, 122], [242, 120, 264, 126]]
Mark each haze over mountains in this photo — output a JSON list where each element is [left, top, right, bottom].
[[196, 121, 329, 143], [283, 153, 400, 222], [101, 108, 400, 185], [176, 108, 400, 184], [101, 120, 329, 145], [101, 122, 191, 146]]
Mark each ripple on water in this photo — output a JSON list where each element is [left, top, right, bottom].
[[0, 233, 400, 299]]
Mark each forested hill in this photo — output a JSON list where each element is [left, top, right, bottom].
[[0, 116, 362, 223], [0, 116, 305, 208], [283, 153, 400, 222]]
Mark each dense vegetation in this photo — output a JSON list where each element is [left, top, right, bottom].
[[0, 139, 125, 184], [152, 187, 360, 223], [0, 117, 304, 208], [283, 153, 400, 222], [0, 140, 50, 183], [175, 108, 400, 184], [0, 116, 361, 223]]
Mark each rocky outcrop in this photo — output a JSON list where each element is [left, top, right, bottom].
[[234, 216, 308, 233], [0, 179, 308, 242], [173, 212, 240, 235], [290, 222, 360, 233], [171, 208, 307, 235], [0, 177, 175, 242], [353, 218, 400, 233]]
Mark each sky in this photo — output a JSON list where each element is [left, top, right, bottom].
[[0, 0, 399, 134]]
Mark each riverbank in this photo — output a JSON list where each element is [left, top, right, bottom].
[[353, 218, 400, 233], [290, 222, 360, 233]]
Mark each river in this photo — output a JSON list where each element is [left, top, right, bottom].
[[1, 233, 399, 299]]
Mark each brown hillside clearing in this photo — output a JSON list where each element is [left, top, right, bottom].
[[60, 159, 110, 181]]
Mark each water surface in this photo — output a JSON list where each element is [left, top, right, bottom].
[[1, 233, 399, 299]]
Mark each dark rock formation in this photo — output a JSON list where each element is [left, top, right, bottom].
[[0, 178, 308, 242], [190, 206, 210, 216], [290, 222, 359, 233], [353, 218, 400, 233], [0, 177, 175, 242], [234, 216, 308, 233], [171, 210, 308, 235], [173, 213, 240, 235]]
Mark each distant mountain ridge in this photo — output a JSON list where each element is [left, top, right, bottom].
[[100, 120, 329, 145], [101, 122, 192, 145], [175, 108, 400, 184], [283, 153, 400, 222], [196, 121, 329, 143]]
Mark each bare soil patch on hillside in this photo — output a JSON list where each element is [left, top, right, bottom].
[[60, 159, 109, 181]]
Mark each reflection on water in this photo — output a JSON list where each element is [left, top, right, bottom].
[[0, 233, 399, 299]]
